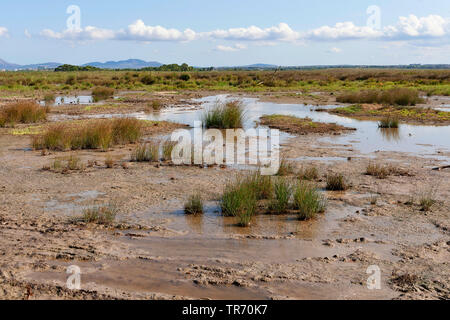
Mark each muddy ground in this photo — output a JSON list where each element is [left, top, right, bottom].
[[0, 91, 449, 300]]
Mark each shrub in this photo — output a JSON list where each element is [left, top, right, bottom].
[[326, 173, 348, 191], [293, 181, 326, 220], [81, 204, 118, 225], [92, 87, 115, 102], [202, 100, 245, 129], [180, 74, 191, 81], [0, 101, 48, 127], [184, 194, 204, 215], [269, 178, 293, 214]]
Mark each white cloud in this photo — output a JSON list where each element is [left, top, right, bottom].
[[328, 47, 342, 53], [24, 29, 32, 39], [215, 43, 247, 52], [116, 20, 197, 41], [206, 23, 299, 42], [38, 15, 450, 46], [0, 27, 9, 38]]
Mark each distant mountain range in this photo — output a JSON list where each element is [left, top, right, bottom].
[[2, 58, 450, 71]]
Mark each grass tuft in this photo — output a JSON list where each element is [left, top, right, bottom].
[[326, 173, 349, 191], [81, 203, 118, 225], [202, 100, 245, 129], [0, 101, 48, 127], [269, 178, 293, 214], [131, 142, 159, 162], [184, 194, 204, 215], [293, 180, 327, 220]]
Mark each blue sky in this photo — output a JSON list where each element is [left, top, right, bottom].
[[1, 0, 450, 66]]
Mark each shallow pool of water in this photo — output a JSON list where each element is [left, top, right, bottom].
[[41, 95, 94, 106]]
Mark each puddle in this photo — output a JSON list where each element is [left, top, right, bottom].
[[40, 95, 94, 106]]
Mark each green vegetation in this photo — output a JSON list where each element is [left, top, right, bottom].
[[269, 179, 293, 214], [92, 86, 115, 102], [55, 64, 101, 72], [297, 166, 319, 181], [184, 194, 204, 215], [378, 117, 399, 128], [0, 101, 48, 127], [202, 100, 245, 129], [337, 88, 423, 106], [276, 158, 295, 176], [293, 180, 326, 220], [161, 140, 176, 161], [32, 118, 143, 151]]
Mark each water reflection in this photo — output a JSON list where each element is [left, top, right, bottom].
[[378, 127, 401, 142]]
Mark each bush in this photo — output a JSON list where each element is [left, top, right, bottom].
[[326, 173, 348, 191], [179, 74, 191, 81], [0, 101, 48, 127], [184, 194, 204, 215], [293, 181, 326, 220], [202, 101, 245, 129]]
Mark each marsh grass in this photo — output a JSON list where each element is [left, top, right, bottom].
[[32, 118, 142, 151], [105, 156, 115, 168], [297, 166, 319, 181], [162, 140, 177, 161], [366, 163, 409, 179], [378, 117, 399, 128], [0, 101, 48, 127], [221, 176, 257, 227], [418, 189, 437, 212], [293, 180, 326, 220], [202, 100, 245, 129], [326, 173, 349, 191], [81, 203, 118, 225], [184, 194, 204, 215], [92, 87, 115, 102], [151, 100, 163, 111], [337, 88, 423, 106], [131, 142, 159, 162], [269, 178, 293, 214], [247, 171, 273, 200], [277, 158, 295, 176]]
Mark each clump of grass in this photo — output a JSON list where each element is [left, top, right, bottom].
[[43, 93, 55, 104], [419, 190, 437, 212], [247, 171, 273, 200], [269, 178, 293, 214], [293, 180, 326, 220], [81, 203, 118, 225], [298, 166, 319, 181], [0, 101, 48, 127], [162, 140, 176, 161], [131, 142, 159, 162], [66, 155, 83, 170], [32, 118, 142, 151], [105, 156, 115, 168], [276, 158, 295, 176], [92, 86, 115, 102], [337, 88, 423, 106], [221, 176, 257, 227], [150, 100, 163, 111], [326, 173, 349, 191], [366, 163, 391, 179], [202, 100, 245, 129], [378, 117, 399, 128], [48, 156, 84, 172], [184, 194, 204, 215]]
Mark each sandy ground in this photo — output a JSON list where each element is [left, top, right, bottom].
[[0, 91, 449, 300]]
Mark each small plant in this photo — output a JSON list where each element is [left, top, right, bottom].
[[326, 173, 348, 191], [298, 166, 319, 181], [293, 181, 326, 220], [277, 158, 295, 176], [131, 142, 159, 162], [184, 194, 204, 215], [81, 203, 118, 225], [162, 140, 176, 161], [269, 178, 293, 214], [378, 117, 399, 128], [66, 155, 83, 171], [202, 100, 245, 129], [221, 176, 257, 227], [105, 156, 115, 168], [419, 191, 436, 212], [248, 171, 273, 200], [92, 87, 115, 102], [366, 163, 390, 179]]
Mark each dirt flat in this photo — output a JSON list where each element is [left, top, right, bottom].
[[0, 91, 449, 300]]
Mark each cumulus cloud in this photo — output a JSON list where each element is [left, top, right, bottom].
[[206, 23, 300, 42], [38, 15, 450, 45], [0, 27, 9, 38]]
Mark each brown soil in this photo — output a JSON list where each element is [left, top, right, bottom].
[[0, 90, 449, 300]]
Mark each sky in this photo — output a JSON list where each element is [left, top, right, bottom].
[[1, 0, 450, 66]]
